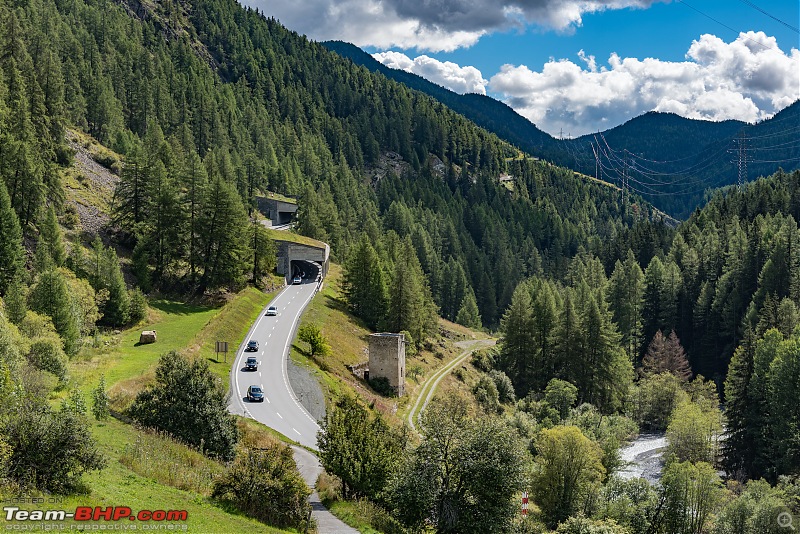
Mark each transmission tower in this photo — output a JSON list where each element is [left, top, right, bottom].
[[733, 130, 749, 190]]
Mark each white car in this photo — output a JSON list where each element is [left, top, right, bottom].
[[266, 305, 278, 316]]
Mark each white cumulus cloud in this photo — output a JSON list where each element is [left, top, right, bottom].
[[238, 0, 668, 52], [373, 51, 488, 94], [488, 31, 800, 136]]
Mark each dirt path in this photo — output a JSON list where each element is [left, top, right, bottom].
[[407, 339, 495, 432]]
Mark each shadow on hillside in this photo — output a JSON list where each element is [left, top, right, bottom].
[[148, 300, 212, 316]]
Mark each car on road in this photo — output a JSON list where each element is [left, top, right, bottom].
[[292, 275, 302, 284], [247, 385, 264, 402], [245, 356, 259, 370], [266, 305, 278, 316], [246, 340, 259, 351]]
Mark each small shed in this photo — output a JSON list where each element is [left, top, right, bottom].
[[139, 330, 157, 344]]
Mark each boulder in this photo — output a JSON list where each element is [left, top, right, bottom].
[[139, 330, 157, 344]]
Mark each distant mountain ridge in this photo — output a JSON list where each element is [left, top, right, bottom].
[[324, 40, 800, 219]]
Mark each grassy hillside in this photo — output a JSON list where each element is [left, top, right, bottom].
[[0, 288, 297, 533], [289, 262, 492, 424]]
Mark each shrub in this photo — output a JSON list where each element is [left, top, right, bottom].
[[471, 347, 497, 372], [473, 374, 501, 413], [4, 400, 105, 493], [490, 370, 516, 403], [128, 351, 239, 460], [212, 445, 311, 530], [27, 337, 68, 382], [91, 376, 109, 421]]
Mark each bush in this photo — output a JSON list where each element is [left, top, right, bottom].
[[212, 445, 311, 530], [27, 338, 68, 382], [62, 205, 80, 230], [128, 351, 239, 460], [471, 347, 497, 372], [4, 400, 106, 493], [490, 370, 516, 403], [298, 323, 330, 357], [473, 374, 501, 413]]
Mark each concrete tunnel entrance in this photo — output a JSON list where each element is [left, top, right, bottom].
[[275, 239, 330, 285]]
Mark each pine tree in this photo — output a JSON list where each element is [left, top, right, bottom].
[[723, 329, 756, 477], [0, 180, 24, 295], [103, 247, 130, 327], [181, 150, 208, 288], [91, 375, 110, 420], [3, 280, 27, 324], [197, 176, 249, 291], [574, 291, 631, 412], [251, 221, 276, 287], [531, 280, 558, 388], [552, 289, 581, 376], [642, 256, 665, 347]]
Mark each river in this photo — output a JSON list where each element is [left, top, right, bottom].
[[618, 433, 668, 484]]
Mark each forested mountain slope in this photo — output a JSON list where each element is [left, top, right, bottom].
[[323, 40, 558, 156], [0, 0, 666, 327], [325, 41, 800, 220]]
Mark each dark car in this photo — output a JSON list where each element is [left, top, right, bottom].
[[246, 340, 259, 351], [247, 385, 264, 402], [245, 356, 259, 371]]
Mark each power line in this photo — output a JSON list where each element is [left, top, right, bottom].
[[738, 0, 800, 34], [675, 0, 778, 52]]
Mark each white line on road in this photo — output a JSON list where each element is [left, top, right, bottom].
[[277, 412, 283, 419], [293, 428, 301, 435]]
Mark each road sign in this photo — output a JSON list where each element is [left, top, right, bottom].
[[522, 491, 529, 517], [215, 341, 229, 363]]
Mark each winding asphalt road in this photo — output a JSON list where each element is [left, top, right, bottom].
[[229, 263, 321, 449], [228, 261, 359, 533]]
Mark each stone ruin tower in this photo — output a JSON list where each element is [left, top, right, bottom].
[[368, 333, 406, 396]]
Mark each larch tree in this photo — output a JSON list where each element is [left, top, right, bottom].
[[455, 287, 481, 329], [38, 205, 66, 267], [641, 330, 692, 380], [0, 179, 24, 295], [499, 282, 535, 395], [385, 237, 437, 345], [608, 250, 645, 360], [342, 234, 387, 330]]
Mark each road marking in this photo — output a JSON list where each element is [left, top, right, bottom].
[[261, 350, 264, 355], [259, 372, 262, 377], [293, 428, 301, 435], [265, 396, 270, 404], [277, 412, 283, 419]]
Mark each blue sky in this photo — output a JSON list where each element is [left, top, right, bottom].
[[242, 0, 800, 135], [420, 0, 798, 75]]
